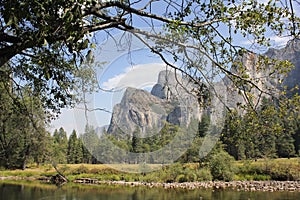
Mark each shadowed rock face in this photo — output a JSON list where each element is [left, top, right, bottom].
[[107, 71, 201, 136], [107, 87, 173, 135], [220, 39, 300, 110], [151, 70, 201, 125], [265, 38, 300, 93]]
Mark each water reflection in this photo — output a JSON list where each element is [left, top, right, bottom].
[[1, 182, 300, 200]]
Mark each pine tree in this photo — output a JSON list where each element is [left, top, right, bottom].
[[131, 126, 142, 153], [52, 127, 68, 164], [81, 125, 99, 163], [131, 126, 143, 164], [276, 134, 295, 158], [293, 128, 300, 155], [67, 130, 78, 164], [199, 114, 210, 137], [221, 111, 246, 160], [75, 139, 84, 164]]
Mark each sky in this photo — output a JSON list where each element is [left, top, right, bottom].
[[49, 31, 168, 135], [48, 0, 298, 136], [49, 36, 291, 135]]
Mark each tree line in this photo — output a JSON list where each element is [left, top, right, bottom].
[[1, 0, 300, 173], [1, 102, 299, 170], [1, 68, 299, 169]]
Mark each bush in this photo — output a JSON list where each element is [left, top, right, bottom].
[[110, 174, 121, 181], [253, 174, 271, 181], [196, 168, 212, 181], [141, 173, 160, 183], [175, 174, 188, 183], [183, 163, 199, 170], [123, 175, 135, 182], [183, 168, 197, 182], [209, 150, 235, 181], [157, 163, 204, 183], [159, 163, 184, 183]]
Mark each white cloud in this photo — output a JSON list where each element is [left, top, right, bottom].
[[269, 35, 292, 47], [102, 73, 127, 90], [257, 0, 269, 5], [101, 63, 167, 90], [240, 35, 291, 48]]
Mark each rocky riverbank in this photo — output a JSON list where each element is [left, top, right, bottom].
[[73, 179, 300, 192], [1, 176, 300, 192]]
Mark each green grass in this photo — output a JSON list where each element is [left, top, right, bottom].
[[1, 158, 299, 182], [235, 158, 300, 181]]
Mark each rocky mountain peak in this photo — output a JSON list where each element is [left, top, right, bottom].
[[107, 71, 201, 136], [107, 87, 173, 135], [151, 70, 181, 99], [265, 38, 300, 92], [107, 39, 300, 136]]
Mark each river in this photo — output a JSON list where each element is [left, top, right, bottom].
[[1, 181, 300, 200]]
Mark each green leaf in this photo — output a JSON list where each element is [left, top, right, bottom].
[[6, 17, 14, 26], [43, 39, 48, 46], [90, 43, 96, 49]]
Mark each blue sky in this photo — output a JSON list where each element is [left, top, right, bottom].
[[50, 31, 168, 135], [49, 34, 291, 135], [48, 0, 298, 135]]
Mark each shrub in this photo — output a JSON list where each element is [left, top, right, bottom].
[[175, 174, 188, 183], [159, 163, 184, 183], [253, 174, 271, 181], [123, 175, 134, 182], [196, 168, 213, 181], [183, 163, 199, 170], [110, 174, 121, 181], [209, 150, 235, 181], [183, 168, 197, 182], [141, 173, 160, 183]]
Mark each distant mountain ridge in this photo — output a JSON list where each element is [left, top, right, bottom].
[[106, 39, 300, 136]]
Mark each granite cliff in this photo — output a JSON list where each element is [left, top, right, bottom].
[[222, 38, 300, 109], [107, 70, 201, 135], [266, 38, 300, 92], [107, 39, 300, 136]]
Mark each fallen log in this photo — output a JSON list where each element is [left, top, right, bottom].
[[51, 162, 68, 186]]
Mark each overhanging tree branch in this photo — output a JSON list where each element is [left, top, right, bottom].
[[0, 0, 297, 116]]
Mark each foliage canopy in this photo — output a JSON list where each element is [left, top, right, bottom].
[[1, 0, 299, 115]]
